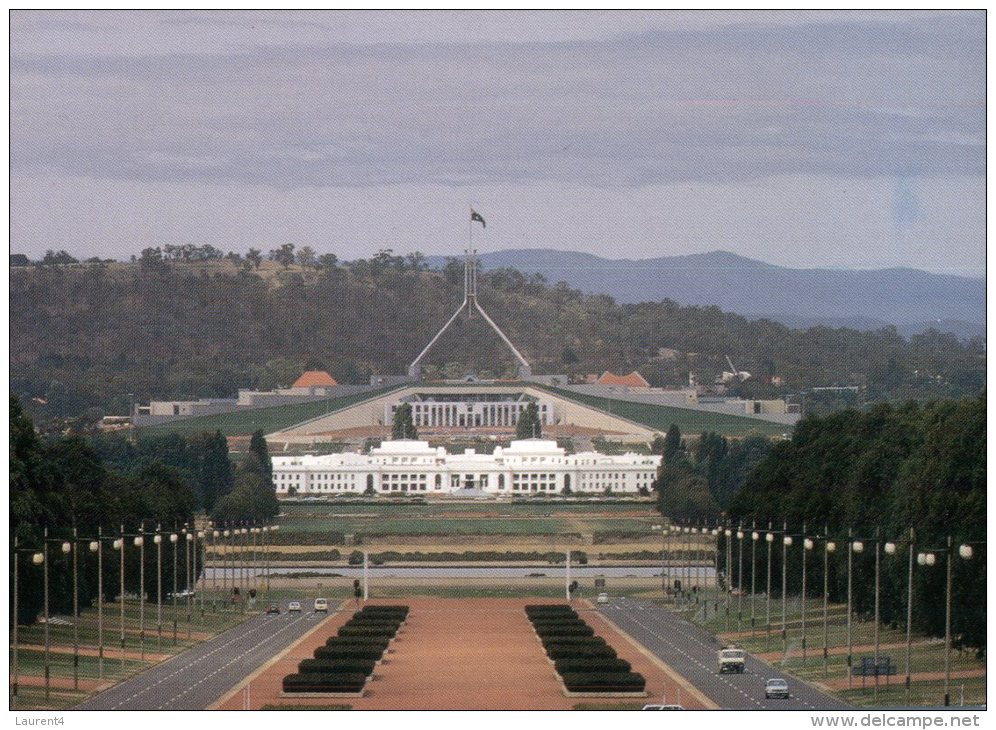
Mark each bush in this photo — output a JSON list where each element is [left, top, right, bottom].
[[337, 625, 397, 638], [533, 625, 595, 638], [313, 646, 384, 662], [323, 637, 390, 652], [297, 659, 376, 676], [555, 658, 632, 675], [526, 605, 577, 617], [282, 672, 368, 693], [539, 636, 607, 648], [561, 672, 646, 693], [545, 644, 618, 662]]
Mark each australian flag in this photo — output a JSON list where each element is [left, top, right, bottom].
[[471, 209, 486, 228]]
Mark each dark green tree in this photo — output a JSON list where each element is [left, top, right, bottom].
[[249, 430, 272, 483], [516, 402, 542, 439], [391, 403, 418, 440]]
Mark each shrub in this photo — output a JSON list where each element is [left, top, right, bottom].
[[533, 625, 595, 638], [282, 672, 368, 693], [545, 644, 618, 662], [297, 659, 376, 676], [555, 658, 632, 675], [323, 637, 390, 653], [314, 646, 384, 662], [539, 636, 607, 648], [561, 672, 646, 693], [337, 625, 397, 638]]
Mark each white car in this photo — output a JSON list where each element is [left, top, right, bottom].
[[314, 598, 329, 613], [596, 592, 609, 604], [288, 601, 302, 613], [765, 678, 790, 699], [642, 705, 684, 711]]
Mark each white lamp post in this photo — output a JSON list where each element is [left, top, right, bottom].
[[802, 531, 813, 664], [750, 527, 759, 636], [115, 527, 125, 671], [765, 528, 774, 650], [824, 534, 836, 679], [89, 531, 104, 679], [154, 529, 163, 649], [186, 531, 194, 637], [134, 531, 145, 660], [782, 529, 792, 651], [170, 532, 178, 643]]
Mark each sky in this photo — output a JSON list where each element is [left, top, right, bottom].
[[9, 10, 986, 277]]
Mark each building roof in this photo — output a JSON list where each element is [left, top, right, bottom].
[[292, 370, 338, 388], [597, 371, 650, 388]]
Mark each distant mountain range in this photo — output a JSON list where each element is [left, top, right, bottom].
[[427, 249, 985, 339]]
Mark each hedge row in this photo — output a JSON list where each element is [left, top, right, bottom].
[[283, 605, 409, 693], [525, 604, 645, 695]]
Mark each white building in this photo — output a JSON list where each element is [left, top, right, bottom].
[[384, 392, 554, 430], [271, 439, 660, 497]]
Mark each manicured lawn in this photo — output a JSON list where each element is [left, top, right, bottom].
[[137, 385, 403, 436], [539, 385, 789, 437]]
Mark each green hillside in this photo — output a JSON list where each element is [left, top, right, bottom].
[[139, 385, 402, 437], [540, 385, 788, 437]]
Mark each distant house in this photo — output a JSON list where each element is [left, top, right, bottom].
[[288, 370, 339, 396], [596, 371, 650, 388]]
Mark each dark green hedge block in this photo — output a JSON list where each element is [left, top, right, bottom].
[[324, 637, 391, 652], [533, 625, 595, 638], [540, 635, 607, 648], [554, 658, 632, 675], [297, 659, 377, 676], [545, 645, 618, 661], [282, 672, 368, 693], [337, 626, 397, 638], [314, 646, 385, 662], [561, 672, 646, 693]]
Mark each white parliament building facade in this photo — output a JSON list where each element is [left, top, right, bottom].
[[272, 439, 661, 497]]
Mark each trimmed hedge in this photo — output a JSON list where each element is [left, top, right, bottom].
[[526, 605, 577, 617], [539, 635, 607, 647], [298, 659, 376, 676], [532, 625, 595, 638], [314, 646, 385, 662], [282, 672, 368, 693], [337, 625, 398, 638], [324, 637, 391, 652], [545, 644, 618, 661], [561, 672, 646, 693], [554, 658, 632, 675]]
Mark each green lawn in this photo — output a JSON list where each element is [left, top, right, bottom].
[[137, 385, 403, 436], [539, 385, 790, 437]]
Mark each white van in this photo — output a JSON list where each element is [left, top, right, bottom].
[[314, 598, 329, 613]]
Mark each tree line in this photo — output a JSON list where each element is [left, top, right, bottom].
[[10, 395, 278, 625], [9, 252, 985, 425]]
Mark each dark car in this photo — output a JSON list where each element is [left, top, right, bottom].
[[265, 602, 280, 615]]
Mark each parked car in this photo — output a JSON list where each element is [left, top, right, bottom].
[[596, 592, 609, 604], [288, 601, 302, 613], [265, 602, 280, 615], [765, 678, 790, 699], [642, 704, 684, 710], [314, 598, 329, 613]]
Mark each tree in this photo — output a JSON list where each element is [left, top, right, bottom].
[[317, 253, 338, 272], [391, 403, 418, 440], [269, 243, 295, 268], [190, 430, 234, 511], [246, 248, 263, 269], [516, 402, 542, 439], [10, 253, 30, 267], [42, 249, 78, 265], [249, 430, 272, 483], [663, 424, 682, 463], [296, 246, 317, 269]]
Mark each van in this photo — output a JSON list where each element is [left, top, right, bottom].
[[314, 598, 329, 613]]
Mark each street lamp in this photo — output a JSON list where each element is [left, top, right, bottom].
[[154, 529, 163, 650], [750, 527, 759, 636], [724, 528, 733, 631], [134, 531, 145, 660], [115, 527, 125, 671], [197, 530, 205, 621], [88, 531, 105, 679], [782, 529, 792, 652], [802, 533, 813, 664], [170, 532, 178, 643], [186, 531, 194, 637], [824, 534, 836, 679], [66, 530, 81, 691], [212, 529, 220, 610], [34, 535, 50, 700], [736, 527, 744, 632], [765, 527, 774, 650]]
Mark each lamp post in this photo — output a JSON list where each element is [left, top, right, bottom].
[[12, 539, 38, 708], [802, 530, 813, 665], [848, 532, 862, 690], [35, 534, 50, 700], [884, 537, 902, 698], [904, 529, 915, 705], [724, 527, 733, 631], [211, 529, 219, 610], [116, 526, 125, 672], [89, 532, 105, 679], [70, 528, 79, 690], [765, 526, 774, 650], [736, 525, 744, 632], [750, 526, 758, 636], [782, 528, 792, 652], [197, 529, 205, 622], [873, 531, 881, 699], [186, 531, 194, 638], [135, 529, 145, 661], [170, 531, 178, 644], [154, 527, 163, 650], [824, 532, 835, 679], [60, 538, 72, 691], [223, 529, 231, 609]]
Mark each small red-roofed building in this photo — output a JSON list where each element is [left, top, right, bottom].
[[596, 371, 650, 388], [289, 370, 339, 395]]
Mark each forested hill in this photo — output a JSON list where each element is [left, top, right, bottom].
[[9, 255, 986, 421]]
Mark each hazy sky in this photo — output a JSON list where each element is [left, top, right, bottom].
[[9, 10, 985, 277]]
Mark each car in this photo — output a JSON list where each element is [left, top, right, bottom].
[[314, 598, 329, 613], [265, 602, 280, 615], [288, 601, 302, 613], [765, 678, 790, 699], [596, 592, 609, 604], [642, 704, 684, 710]]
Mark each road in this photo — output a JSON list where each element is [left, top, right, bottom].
[[208, 565, 715, 579], [597, 596, 851, 711], [74, 603, 331, 710]]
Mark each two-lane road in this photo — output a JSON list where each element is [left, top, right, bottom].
[[75, 605, 332, 710], [597, 596, 851, 710]]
